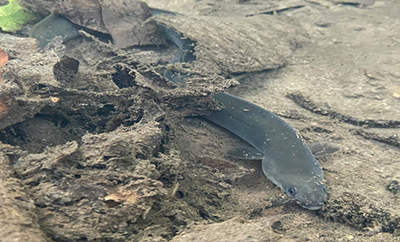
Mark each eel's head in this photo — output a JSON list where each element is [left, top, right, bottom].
[[282, 179, 327, 210]]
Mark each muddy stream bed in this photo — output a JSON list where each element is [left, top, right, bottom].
[[0, 0, 400, 241]]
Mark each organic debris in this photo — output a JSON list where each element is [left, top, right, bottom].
[[0, 146, 48, 242], [104, 189, 139, 207], [0, 97, 9, 118], [23, 0, 163, 48]]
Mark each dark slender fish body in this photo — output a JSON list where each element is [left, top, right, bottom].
[[152, 10, 327, 210], [205, 92, 327, 210]]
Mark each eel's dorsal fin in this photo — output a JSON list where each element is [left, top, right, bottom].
[[227, 142, 340, 160]]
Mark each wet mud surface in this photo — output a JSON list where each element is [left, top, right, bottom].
[[1, 0, 400, 241]]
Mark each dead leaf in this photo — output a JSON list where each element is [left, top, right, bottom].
[[104, 188, 139, 207], [0, 47, 8, 67]]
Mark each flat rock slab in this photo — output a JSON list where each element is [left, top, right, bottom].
[[144, 0, 306, 17], [152, 14, 309, 76]]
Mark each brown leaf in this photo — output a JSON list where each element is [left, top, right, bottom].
[[0, 47, 8, 67], [104, 189, 139, 207]]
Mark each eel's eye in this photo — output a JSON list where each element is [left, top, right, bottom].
[[287, 187, 297, 196]]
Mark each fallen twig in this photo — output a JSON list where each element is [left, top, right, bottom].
[[287, 93, 400, 128]]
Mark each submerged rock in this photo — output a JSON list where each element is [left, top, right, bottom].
[[152, 14, 309, 78]]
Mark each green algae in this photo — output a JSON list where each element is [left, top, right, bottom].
[[0, 0, 42, 32]]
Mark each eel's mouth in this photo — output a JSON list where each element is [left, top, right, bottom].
[[299, 202, 323, 210]]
